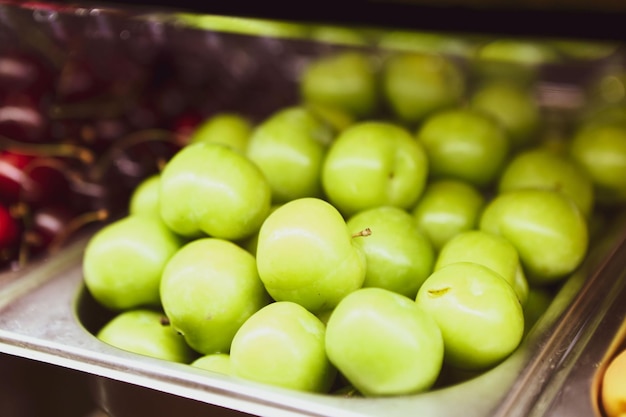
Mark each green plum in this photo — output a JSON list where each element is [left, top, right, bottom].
[[569, 122, 626, 206], [177, 14, 309, 39], [346, 206, 434, 298], [473, 39, 560, 85], [160, 238, 270, 354], [469, 80, 541, 149], [230, 301, 336, 393], [83, 215, 182, 311], [308, 25, 367, 46], [159, 142, 271, 240], [498, 148, 595, 217], [377, 30, 474, 57], [476, 39, 561, 66], [381, 52, 465, 125], [128, 175, 161, 218], [256, 197, 366, 314], [325, 287, 444, 396], [246, 106, 333, 204], [188, 113, 252, 153], [435, 230, 528, 305], [416, 262, 524, 371], [479, 189, 588, 283], [416, 108, 510, 187], [97, 309, 196, 363], [412, 179, 485, 251], [322, 121, 429, 217], [549, 39, 619, 61], [299, 52, 378, 119], [191, 353, 232, 375], [306, 103, 355, 133]]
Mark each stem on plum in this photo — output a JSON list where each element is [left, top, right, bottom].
[[427, 287, 451, 297], [351, 228, 372, 238]]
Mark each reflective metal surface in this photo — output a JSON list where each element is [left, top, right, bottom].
[[0, 219, 622, 417], [0, 2, 626, 417]]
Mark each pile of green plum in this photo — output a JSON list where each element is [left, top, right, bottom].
[[82, 48, 626, 398]]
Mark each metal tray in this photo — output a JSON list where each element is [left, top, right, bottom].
[[0, 213, 622, 417], [1, 3, 626, 417]]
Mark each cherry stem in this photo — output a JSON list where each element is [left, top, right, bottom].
[[9, 203, 29, 219], [47, 208, 109, 254], [89, 129, 184, 181], [1, 135, 94, 164], [49, 96, 134, 120], [4, 7, 67, 69], [351, 228, 372, 238]]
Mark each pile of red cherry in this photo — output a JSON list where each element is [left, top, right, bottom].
[[0, 1, 323, 271], [0, 35, 190, 270]]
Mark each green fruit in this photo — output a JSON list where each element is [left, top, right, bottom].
[[477, 39, 561, 66], [382, 53, 465, 125], [416, 262, 524, 371], [569, 122, 626, 205], [498, 148, 595, 217], [256, 198, 366, 313], [300, 52, 378, 119], [83, 215, 182, 311], [435, 230, 528, 305], [129, 175, 161, 218], [97, 309, 196, 363], [322, 121, 429, 217], [160, 238, 270, 354], [470, 80, 541, 149], [189, 113, 252, 153], [177, 14, 309, 39], [549, 39, 618, 61], [378, 31, 474, 57], [416, 108, 509, 187], [412, 179, 485, 251], [346, 206, 434, 298], [308, 26, 367, 46], [246, 106, 333, 204], [230, 301, 336, 393], [473, 39, 560, 85], [160, 142, 271, 240], [479, 189, 588, 283], [191, 353, 232, 374], [325, 287, 444, 396]]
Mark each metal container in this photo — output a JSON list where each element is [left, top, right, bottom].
[[1, 2, 626, 417]]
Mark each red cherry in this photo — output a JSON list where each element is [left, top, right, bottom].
[[25, 204, 73, 254], [0, 92, 49, 143], [0, 151, 70, 207], [25, 205, 107, 256], [0, 203, 19, 249], [0, 50, 55, 96], [170, 111, 203, 143]]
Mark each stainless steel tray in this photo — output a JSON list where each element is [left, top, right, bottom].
[[2, 3, 626, 417], [0, 214, 623, 417]]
